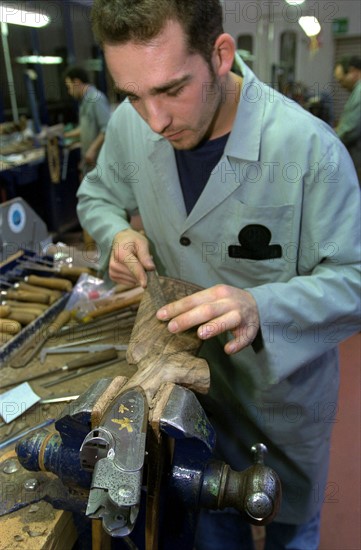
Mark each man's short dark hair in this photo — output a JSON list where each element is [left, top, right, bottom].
[[91, 0, 224, 65], [64, 66, 90, 83], [337, 56, 361, 73]]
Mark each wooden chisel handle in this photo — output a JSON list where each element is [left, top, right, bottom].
[[17, 282, 62, 300], [59, 266, 92, 278], [8, 311, 37, 325], [47, 310, 72, 335], [7, 304, 45, 317], [85, 294, 142, 320], [4, 290, 50, 304], [0, 332, 14, 344], [3, 300, 48, 311], [26, 275, 73, 292]]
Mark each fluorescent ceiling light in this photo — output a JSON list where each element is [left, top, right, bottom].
[[298, 16, 321, 37], [16, 55, 63, 65], [0, 3, 50, 27], [285, 0, 306, 4]]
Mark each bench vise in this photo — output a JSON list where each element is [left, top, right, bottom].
[[15, 375, 281, 549]]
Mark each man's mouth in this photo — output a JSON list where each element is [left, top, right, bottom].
[[163, 129, 186, 140]]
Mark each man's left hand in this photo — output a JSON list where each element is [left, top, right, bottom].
[[156, 284, 260, 354]]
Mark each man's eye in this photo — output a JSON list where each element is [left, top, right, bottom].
[[128, 95, 140, 103]]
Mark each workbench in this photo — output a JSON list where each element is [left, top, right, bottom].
[[0, 144, 81, 235], [0, 275, 280, 549], [0, 310, 137, 549]]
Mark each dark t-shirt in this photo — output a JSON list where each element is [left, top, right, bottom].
[[175, 133, 230, 214]]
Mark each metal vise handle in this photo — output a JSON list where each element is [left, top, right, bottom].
[[201, 444, 281, 525]]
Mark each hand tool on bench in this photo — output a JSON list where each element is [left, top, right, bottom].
[[1, 289, 50, 304], [83, 287, 144, 321], [16, 260, 93, 280], [0, 348, 120, 389], [2, 300, 49, 312], [9, 308, 72, 368], [41, 356, 132, 388], [23, 274, 73, 292], [0, 278, 62, 303], [39, 343, 128, 363], [52, 308, 137, 339]]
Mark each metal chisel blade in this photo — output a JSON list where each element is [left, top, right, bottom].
[[146, 270, 167, 310]]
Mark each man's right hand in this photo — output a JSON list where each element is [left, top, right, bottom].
[[109, 229, 155, 287]]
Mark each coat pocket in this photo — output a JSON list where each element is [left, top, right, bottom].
[[210, 200, 296, 286]]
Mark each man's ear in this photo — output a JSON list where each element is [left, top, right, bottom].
[[213, 33, 236, 77]]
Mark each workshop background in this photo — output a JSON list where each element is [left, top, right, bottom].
[[0, 1, 360, 549]]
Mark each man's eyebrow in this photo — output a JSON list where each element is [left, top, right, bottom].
[[114, 74, 192, 98], [150, 74, 192, 94]]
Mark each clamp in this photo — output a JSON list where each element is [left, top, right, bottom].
[[15, 376, 281, 549]]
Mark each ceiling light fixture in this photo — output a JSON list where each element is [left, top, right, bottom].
[[0, 3, 50, 28], [16, 55, 63, 65], [298, 16, 321, 37]]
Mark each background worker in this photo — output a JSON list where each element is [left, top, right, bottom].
[[64, 65, 111, 175], [77, 1, 361, 548], [334, 55, 361, 181]]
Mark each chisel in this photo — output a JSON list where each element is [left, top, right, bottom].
[[41, 357, 123, 388], [84, 292, 143, 320], [0, 348, 119, 389], [2, 300, 49, 312], [147, 270, 167, 309], [10, 308, 72, 368], [0, 280, 62, 304]]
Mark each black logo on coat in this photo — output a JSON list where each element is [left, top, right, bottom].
[[228, 224, 282, 260]]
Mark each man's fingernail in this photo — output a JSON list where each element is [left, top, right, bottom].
[[227, 343, 237, 354], [168, 320, 178, 333], [157, 308, 168, 320]]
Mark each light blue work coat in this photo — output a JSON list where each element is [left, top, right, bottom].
[[77, 57, 361, 524]]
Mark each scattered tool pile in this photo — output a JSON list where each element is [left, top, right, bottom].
[[0, 248, 144, 468], [0, 247, 143, 359], [0, 254, 81, 349]]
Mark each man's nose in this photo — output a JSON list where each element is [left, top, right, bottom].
[[144, 98, 172, 134]]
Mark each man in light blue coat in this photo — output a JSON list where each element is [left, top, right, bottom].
[[77, 1, 361, 548]]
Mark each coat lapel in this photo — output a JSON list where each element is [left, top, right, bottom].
[[147, 137, 187, 231]]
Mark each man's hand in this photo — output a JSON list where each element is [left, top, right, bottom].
[[109, 229, 155, 287], [156, 284, 260, 354]]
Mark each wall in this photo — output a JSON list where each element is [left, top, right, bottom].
[[0, 1, 360, 123], [222, 0, 361, 93], [0, 1, 99, 123]]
